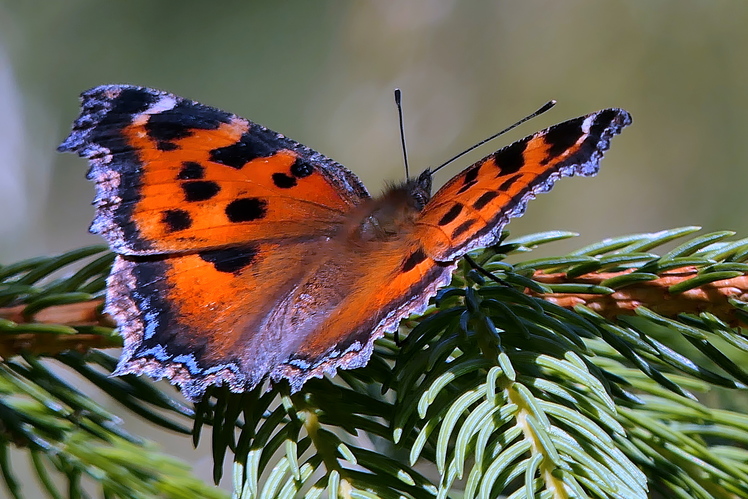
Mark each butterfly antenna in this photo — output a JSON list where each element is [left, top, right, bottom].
[[394, 88, 410, 180], [430, 100, 557, 176]]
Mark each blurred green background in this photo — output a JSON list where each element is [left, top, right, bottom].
[[1, 0, 747, 494], [2, 1, 747, 263]]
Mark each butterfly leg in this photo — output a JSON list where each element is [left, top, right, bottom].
[[463, 254, 507, 286]]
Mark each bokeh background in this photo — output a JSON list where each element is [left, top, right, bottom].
[[1, 0, 747, 494]]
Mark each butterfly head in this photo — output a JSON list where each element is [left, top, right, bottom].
[[405, 169, 433, 211]]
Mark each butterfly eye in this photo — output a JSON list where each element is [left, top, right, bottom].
[[412, 191, 429, 211], [409, 170, 433, 210]]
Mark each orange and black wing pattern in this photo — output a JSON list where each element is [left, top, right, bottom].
[[60, 85, 631, 401], [58, 85, 373, 400], [59, 85, 370, 256], [415, 109, 632, 261]]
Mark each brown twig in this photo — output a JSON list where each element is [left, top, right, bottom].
[[2, 266, 747, 359], [530, 266, 748, 326], [0, 299, 118, 358]]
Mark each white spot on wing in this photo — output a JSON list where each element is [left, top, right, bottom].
[[132, 95, 179, 126], [581, 114, 595, 134], [147, 95, 178, 114]]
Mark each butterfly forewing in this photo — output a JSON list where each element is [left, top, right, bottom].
[[415, 108, 632, 261], [59, 85, 370, 256]]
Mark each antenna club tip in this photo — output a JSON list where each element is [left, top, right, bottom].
[[394, 88, 402, 103], [538, 100, 557, 113]]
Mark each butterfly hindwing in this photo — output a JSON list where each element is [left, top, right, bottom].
[[415, 109, 632, 261], [110, 236, 453, 398], [58, 85, 370, 256], [108, 240, 320, 398], [269, 239, 456, 391]]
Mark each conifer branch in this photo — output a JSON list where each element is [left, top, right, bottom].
[[3, 228, 748, 498]]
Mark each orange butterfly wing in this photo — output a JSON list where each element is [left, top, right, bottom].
[[59, 85, 369, 256], [283, 109, 633, 384], [415, 109, 632, 261], [59, 86, 375, 398]]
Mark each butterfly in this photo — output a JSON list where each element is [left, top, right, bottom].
[[58, 85, 631, 401]]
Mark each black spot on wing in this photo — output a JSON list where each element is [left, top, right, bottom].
[[462, 165, 481, 185], [402, 247, 427, 272], [451, 219, 476, 239], [457, 165, 481, 194], [438, 203, 464, 226], [146, 101, 231, 141], [272, 172, 297, 188], [182, 181, 221, 202], [177, 161, 205, 180], [225, 197, 268, 222], [493, 138, 528, 175], [541, 117, 585, 165], [156, 141, 179, 151], [291, 158, 314, 178], [209, 127, 279, 169], [110, 87, 158, 116], [498, 175, 521, 192], [162, 209, 192, 232], [146, 114, 192, 144], [199, 245, 258, 274], [472, 190, 498, 210], [147, 101, 233, 151]]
